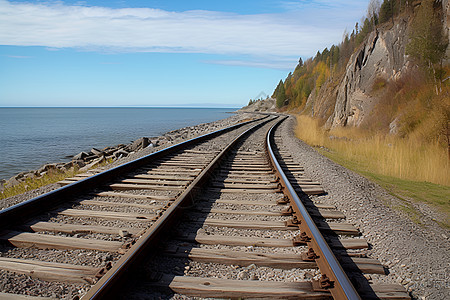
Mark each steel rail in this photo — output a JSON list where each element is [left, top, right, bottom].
[[83, 116, 277, 299], [0, 115, 268, 229], [266, 117, 361, 300]]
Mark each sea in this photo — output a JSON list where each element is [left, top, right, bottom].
[[0, 107, 235, 181]]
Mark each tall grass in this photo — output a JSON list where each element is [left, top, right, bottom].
[[295, 115, 449, 186]]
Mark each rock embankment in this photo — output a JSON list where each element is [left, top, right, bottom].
[[0, 137, 155, 192], [0, 112, 255, 205]]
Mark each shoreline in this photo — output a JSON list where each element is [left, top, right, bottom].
[[0, 107, 237, 182], [0, 112, 256, 209]]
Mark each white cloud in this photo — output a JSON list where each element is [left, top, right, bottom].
[[0, 0, 367, 59], [5, 55, 32, 58], [204, 58, 298, 70]]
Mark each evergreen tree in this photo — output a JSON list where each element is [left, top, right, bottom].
[[406, 0, 448, 66], [275, 80, 286, 108], [379, 0, 394, 23], [406, 0, 448, 92]]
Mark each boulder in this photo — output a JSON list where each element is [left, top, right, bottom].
[[22, 172, 35, 181], [91, 148, 104, 157], [73, 160, 86, 168], [84, 155, 98, 162], [14, 171, 28, 181], [63, 161, 74, 169], [128, 137, 150, 152], [79, 156, 105, 173], [114, 149, 129, 158], [37, 163, 57, 175], [105, 155, 116, 162], [103, 147, 118, 156], [73, 151, 89, 161]]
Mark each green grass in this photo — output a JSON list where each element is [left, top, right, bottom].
[[317, 147, 450, 228]]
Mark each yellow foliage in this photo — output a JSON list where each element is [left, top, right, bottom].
[[313, 62, 330, 93]]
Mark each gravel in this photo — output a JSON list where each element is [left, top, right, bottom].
[[278, 115, 450, 300], [119, 118, 317, 299]]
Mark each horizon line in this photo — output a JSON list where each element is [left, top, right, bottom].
[[0, 105, 242, 109]]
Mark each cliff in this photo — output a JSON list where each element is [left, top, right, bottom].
[[327, 19, 411, 128]]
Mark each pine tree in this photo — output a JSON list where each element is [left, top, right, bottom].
[[275, 80, 286, 108], [406, 0, 448, 66], [406, 0, 448, 93]]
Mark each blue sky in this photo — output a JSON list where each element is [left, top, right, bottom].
[[0, 0, 370, 107]]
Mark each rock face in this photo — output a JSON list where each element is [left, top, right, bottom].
[[444, 0, 450, 62], [327, 19, 410, 128]]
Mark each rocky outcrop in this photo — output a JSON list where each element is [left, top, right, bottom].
[[327, 19, 411, 128], [444, 0, 450, 63], [239, 98, 276, 112]]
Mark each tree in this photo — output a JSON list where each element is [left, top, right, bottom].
[[406, 0, 448, 66], [275, 80, 286, 108], [298, 57, 303, 67], [368, 0, 381, 27], [379, 0, 394, 24], [379, 0, 408, 24], [406, 0, 449, 92], [330, 45, 340, 65]]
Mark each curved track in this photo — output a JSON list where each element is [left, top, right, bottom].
[[0, 115, 409, 299]]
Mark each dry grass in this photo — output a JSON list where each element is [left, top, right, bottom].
[[0, 157, 116, 200], [295, 115, 449, 185], [295, 115, 450, 225], [0, 168, 79, 200]]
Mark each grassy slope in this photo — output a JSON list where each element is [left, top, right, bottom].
[[316, 147, 450, 228]]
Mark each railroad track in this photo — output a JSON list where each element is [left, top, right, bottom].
[[0, 115, 409, 299]]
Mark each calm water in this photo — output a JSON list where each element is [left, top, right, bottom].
[[0, 107, 234, 180]]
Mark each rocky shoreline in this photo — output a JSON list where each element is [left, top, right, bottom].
[[1, 102, 275, 192], [0, 112, 256, 210]]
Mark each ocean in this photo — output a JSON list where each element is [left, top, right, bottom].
[[0, 107, 234, 181]]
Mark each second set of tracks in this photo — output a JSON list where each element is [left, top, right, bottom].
[[0, 115, 409, 299]]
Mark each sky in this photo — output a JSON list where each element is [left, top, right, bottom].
[[0, 0, 370, 107]]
